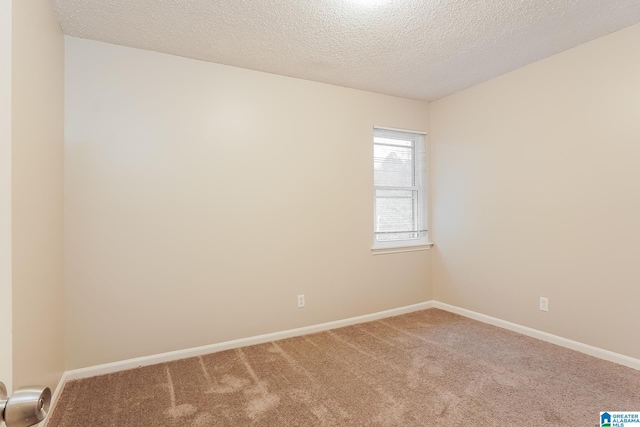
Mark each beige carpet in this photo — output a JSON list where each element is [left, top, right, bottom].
[[48, 309, 640, 426]]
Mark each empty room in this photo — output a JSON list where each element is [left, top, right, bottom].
[[1, 0, 639, 426]]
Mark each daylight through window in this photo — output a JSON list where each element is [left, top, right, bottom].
[[373, 128, 428, 250]]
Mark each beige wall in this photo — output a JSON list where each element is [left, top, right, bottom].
[[0, 0, 12, 391], [64, 37, 431, 369], [431, 23, 640, 359], [11, 0, 65, 390]]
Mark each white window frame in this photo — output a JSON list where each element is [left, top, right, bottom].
[[372, 127, 430, 253]]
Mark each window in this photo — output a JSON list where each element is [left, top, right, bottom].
[[373, 128, 428, 251]]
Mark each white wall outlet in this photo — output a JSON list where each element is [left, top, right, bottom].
[[297, 294, 305, 308], [540, 297, 549, 312]]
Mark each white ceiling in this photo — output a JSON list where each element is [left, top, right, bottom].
[[52, 0, 640, 101]]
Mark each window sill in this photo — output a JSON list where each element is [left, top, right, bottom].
[[371, 242, 434, 255]]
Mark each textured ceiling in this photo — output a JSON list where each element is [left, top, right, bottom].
[[52, 0, 640, 101]]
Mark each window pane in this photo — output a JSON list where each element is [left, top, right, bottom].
[[372, 127, 427, 249], [375, 196, 416, 234], [374, 144, 413, 187], [375, 189, 413, 198], [376, 232, 420, 242], [373, 136, 413, 147]]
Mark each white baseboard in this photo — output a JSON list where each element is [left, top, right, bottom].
[[63, 301, 435, 382], [42, 302, 433, 425], [432, 301, 640, 371], [45, 297, 638, 423], [40, 373, 66, 427]]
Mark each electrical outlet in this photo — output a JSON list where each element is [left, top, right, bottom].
[[540, 297, 549, 312], [297, 294, 305, 308]]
